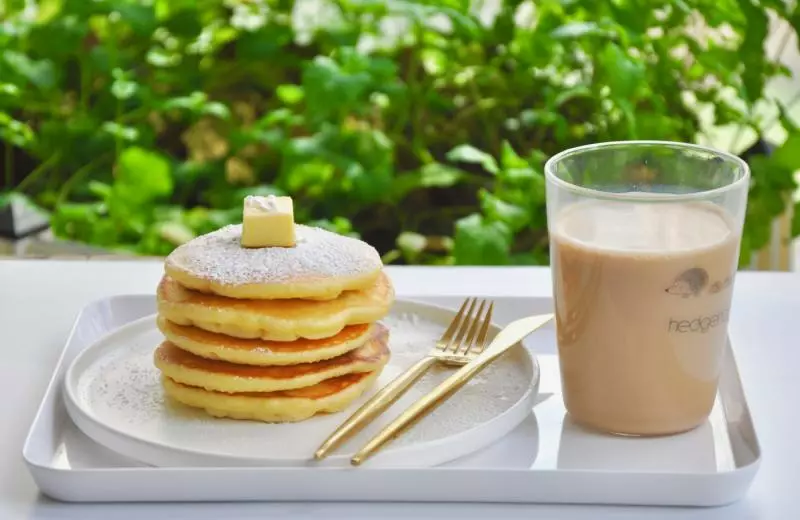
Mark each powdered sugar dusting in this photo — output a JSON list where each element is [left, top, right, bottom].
[[77, 331, 202, 427], [380, 312, 441, 363], [165, 224, 382, 286], [69, 305, 534, 467]]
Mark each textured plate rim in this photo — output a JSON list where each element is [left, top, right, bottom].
[[62, 298, 540, 468]]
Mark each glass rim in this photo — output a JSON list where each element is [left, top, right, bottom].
[[544, 140, 751, 202]]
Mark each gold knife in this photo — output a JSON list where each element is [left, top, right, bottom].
[[350, 313, 554, 466]]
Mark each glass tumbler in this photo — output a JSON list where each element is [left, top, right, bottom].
[[544, 141, 749, 436]]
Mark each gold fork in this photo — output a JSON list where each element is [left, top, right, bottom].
[[313, 297, 494, 460]]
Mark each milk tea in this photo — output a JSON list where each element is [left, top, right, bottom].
[[550, 200, 739, 435]]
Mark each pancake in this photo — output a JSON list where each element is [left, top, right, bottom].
[[161, 371, 381, 422], [154, 325, 390, 393], [157, 271, 394, 341], [164, 223, 383, 300], [157, 317, 374, 365]]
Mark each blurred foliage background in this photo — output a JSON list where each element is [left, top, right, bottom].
[[1, 0, 800, 266]]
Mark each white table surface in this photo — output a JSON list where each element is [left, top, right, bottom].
[[1, 260, 797, 519]]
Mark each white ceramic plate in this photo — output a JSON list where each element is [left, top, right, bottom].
[[62, 299, 539, 468]]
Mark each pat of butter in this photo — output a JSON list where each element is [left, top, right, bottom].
[[241, 195, 296, 248]]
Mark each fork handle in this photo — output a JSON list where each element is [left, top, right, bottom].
[[314, 356, 437, 460]]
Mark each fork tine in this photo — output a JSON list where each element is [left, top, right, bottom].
[[436, 298, 472, 348], [444, 297, 477, 352], [472, 302, 494, 353], [457, 299, 487, 355]]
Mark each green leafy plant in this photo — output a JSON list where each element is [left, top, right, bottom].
[[1, 0, 800, 266]]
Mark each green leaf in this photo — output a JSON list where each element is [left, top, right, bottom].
[[617, 98, 638, 138], [203, 102, 231, 119], [446, 145, 499, 174], [87, 181, 112, 200], [738, 0, 768, 102], [302, 55, 377, 122], [236, 25, 293, 59], [771, 133, 800, 171], [301, 50, 403, 124], [163, 91, 207, 111], [258, 108, 301, 127], [418, 162, 463, 187], [2, 51, 56, 90], [793, 201, 800, 237], [154, 0, 196, 20], [26, 11, 89, 60], [498, 159, 546, 203], [280, 158, 335, 193], [50, 202, 103, 242], [777, 101, 800, 134], [147, 47, 181, 67], [391, 163, 464, 200], [157, 221, 195, 245], [111, 69, 138, 100], [397, 231, 427, 261], [116, 147, 173, 200], [433, 6, 482, 39], [479, 189, 529, 232], [276, 84, 305, 105], [91, 219, 123, 246], [554, 86, 593, 108], [163, 7, 204, 37], [501, 141, 528, 170], [36, 0, 64, 22], [714, 99, 748, 126], [761, 0, 790, 16], [551, 22, 613, 40], [791, 6, 800, 45], [597, 43, 644, 100], [345, 158, 394, 205], [519, 110, 569, 138], [307, 216, 357, 237], [0, 83, 20, 97], [0, 112, 35, 147], [377, 2, 480, 39], [738, 232, 753, 267], [744, 202, 772, 252], [102, 122, 139, 142], [114, 2, 157, 36], [453, 214, 511, 265], [421, 48, 447, 75], [161, 92, 229, 119]]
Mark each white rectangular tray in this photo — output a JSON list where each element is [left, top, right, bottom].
[[23, 294, 761, 506]]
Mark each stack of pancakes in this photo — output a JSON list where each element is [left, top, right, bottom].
[[152, 223, 394, 423]]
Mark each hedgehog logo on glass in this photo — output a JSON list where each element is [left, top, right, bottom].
[[665, 267, 709, 298]]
